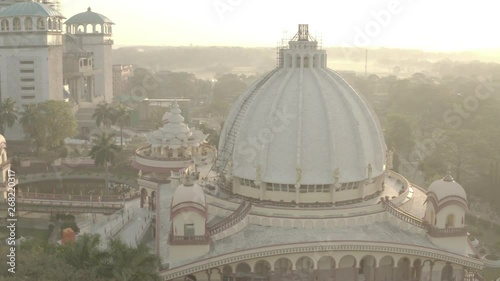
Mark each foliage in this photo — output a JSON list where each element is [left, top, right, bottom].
[[0, 97, 18, 135], [93, 102, 116, 128], [0, 234, 161, 281], [345, 71, 500, 205], [89, 132, 122, 194], [20, 101, 77, 153]]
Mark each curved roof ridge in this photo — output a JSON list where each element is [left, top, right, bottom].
[[0, 1, 64, 18], [64, 7, 114, 25]]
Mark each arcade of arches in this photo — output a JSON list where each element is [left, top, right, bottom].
[[187, 254, 465, 281]]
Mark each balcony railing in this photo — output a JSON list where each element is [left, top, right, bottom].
[[382, 197, 468, 237], [427, 226, 468, 237], [207, 201, 252, 236], [381, 197, 427, 229], [169, 235, 210, 245]]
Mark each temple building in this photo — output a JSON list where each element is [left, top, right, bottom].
[[0, 1, 115, 139], [130, 25, 483, 281]]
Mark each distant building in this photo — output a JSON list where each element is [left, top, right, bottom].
[[0, 1, 115, 139], [113, 64, 134, 96]]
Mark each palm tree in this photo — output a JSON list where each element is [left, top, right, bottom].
[[92, 102, 115, 128], [89, 132, 121, 194], [106, 238, 161, 281], [114, 104, 131, 146], [0, 97, 18, 135], [19, 103, 40, 150]]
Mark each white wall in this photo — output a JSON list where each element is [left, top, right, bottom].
[[172, 211, 205, 236]]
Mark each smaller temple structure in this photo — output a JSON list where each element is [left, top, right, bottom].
[[131, 101, 215, 255]]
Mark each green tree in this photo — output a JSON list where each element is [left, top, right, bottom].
[[0, 97, 18, 135], [19, 101, 77, 153], [59, 234, 109, 275], [105, 239, 161, 281], [113, 104, 132, 146], [89, 132, 121, 194], [40, 101, 78, 151], [93, 102, 116, 128], [384, 113, 415, 155], [19, 103, 39, 147]]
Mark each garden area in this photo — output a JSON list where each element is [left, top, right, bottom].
[[466, 214, 500, 280]]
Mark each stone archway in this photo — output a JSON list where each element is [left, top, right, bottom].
[[412, 259, 422, 281], [222, 265, 232, 281], [360, 255, 376, 281], [378, 255, 394, 281], [296, 256, 314, 280], [235, 262, 251, 281], [317, 256, 335, 281], [441, 262, 454, 281], [337, 255, 356, 281], [274, 258, 292, 280], [140, 188, 148, 208], [396, 257, 412, 281], [150, 191, 156, 211], [254, 260, 271, 281]]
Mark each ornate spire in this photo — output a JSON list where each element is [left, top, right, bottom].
[[444, 165, 454, 182]]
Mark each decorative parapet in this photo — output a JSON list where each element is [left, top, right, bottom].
[[207, 201, 252, 236], [381, 197, 427, 229], [382, 196, 468, 237], [160, 240, 483, 280], [169, 235, 210, 245], [427, 226, 468, 238]]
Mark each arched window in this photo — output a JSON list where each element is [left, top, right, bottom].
[[1, 19, 8, 31], [445, 214, 455, 228], [77, 24, 83, 33], [47, 18, 52, 30], [56, 19, 61, 30], [95, 24, 102, 33], [303, 56, 309, 68], [296, 56, 301, 68], [37, 18, 45, 30], [13, 17, 21, 31], [24, 17, 33, 31], [296, 256, 314, 272], [274, 258, 292, 273], [86, 24, 92, 33], [441, 263, 453, 281]]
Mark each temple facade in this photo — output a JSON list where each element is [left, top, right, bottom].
[[132, 25, 483, 281]]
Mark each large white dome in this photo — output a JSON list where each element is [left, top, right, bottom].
[[217, 28, 386, 185]]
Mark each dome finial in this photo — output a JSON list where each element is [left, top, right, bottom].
[[443, 167, 454, 182], [87, 7, 91, 12]]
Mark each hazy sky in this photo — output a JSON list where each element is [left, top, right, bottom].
[[61, 0, 500, 51]]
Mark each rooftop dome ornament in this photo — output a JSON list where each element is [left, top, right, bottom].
[[333, 167, 341, 189], [443, 165, 454, 182], [295, 167, 302, 188], [255, 165, 262, 185], [444, 168, 454, 182]]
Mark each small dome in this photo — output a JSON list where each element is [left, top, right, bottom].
[[172, 182, 206, 209], [427, 174, 467, 202], [65, 7, 114, 25], [0, 1, 64, 18]]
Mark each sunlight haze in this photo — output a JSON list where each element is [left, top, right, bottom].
[[61, 0, 500, 51]]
